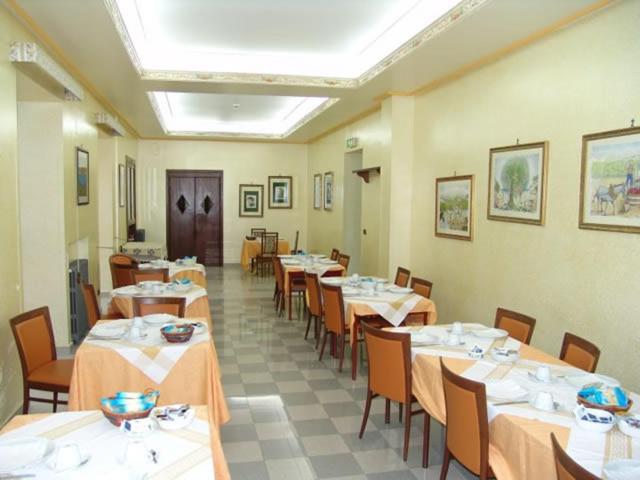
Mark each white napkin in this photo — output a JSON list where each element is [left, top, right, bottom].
[[604, 460, 640, 480], [0, 437, 51, 470], [486, 379, 528, 400]]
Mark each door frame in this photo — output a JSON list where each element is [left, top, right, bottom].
[[166, 169, 224, 265]]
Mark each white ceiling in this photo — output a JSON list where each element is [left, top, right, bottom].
[[10, 0, 608, 141]]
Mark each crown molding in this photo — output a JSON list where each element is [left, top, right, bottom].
[[95, 112, 126, 136]]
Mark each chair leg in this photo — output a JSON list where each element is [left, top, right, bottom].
[[315, 317, 323, 350], [384, 399, 390, 424], [402, 403, 412, 461], [351, 337, 358, 380], [304, 311, 312, 340], [359, 389, 373, 438], [399, 403, 403, 422], [338, 334, 345, 373], [273, 283, 278, 300], [53, 391, 58, 413], [319, 329, 329, 361], [22, 385, 30, 414], [422, 413, 431, 468], [440, 448, 452, 480], [288, 291, 293, 320]]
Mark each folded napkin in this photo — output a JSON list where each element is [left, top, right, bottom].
[[603, 461, 640, 480], [0, 437, 50, 470], [486, 379, 528, 400]]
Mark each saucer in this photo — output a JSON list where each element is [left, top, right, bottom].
[[46, 451, 91, 472], [527, 371, 557, 384]]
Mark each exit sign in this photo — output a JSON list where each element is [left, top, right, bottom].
[[346, 137, 359, 149]]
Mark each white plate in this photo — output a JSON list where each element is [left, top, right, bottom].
[[319, 259, 338, 265], [321, 277, 345, 285], [486, 380, 529, 401], [410, 333, 440, 346], [573, 405, 615, 433], [151, 405, 195, 431], [0, 437, 54, 470], [90, 325, 126, 339], [473, 328, 508, 339], [282, 260, 302, 265], [603, 459, 640, 480], [341, 287, 360, 297], [490, 349, 519, 363], [527, 371, 558, 384], [387, 286, 413, 294], [565, 373, 620, 389], [618, 414, 640, 438], [143, 314, 178, 325]]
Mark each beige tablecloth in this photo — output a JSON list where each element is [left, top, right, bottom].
[[240, 238, 290, 271], [139, 262, 207, 288], [0, 406, 230, 480], [68, 318, 229, 430], [283, 263, 346, 296]]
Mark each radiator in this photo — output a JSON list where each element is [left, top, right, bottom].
[[69, 259, 89, 344]]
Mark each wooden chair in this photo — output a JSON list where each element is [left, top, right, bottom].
[[272, 257, 285, 316], [394, 267, 411, 287], [287, 270, 307, 321], [494, 307, 536, 345], [359, 323, 430, 467], [109, 253, 138, 288], [132, 297, 186, 317], [337, 253, 350, 272], [257, 232, 278, 276], [559, 333, 600, 373], [81, 283, 119, 328], [550, 433, 599, 480], [291, 230, 300, 254], [319, 283, 361, 374], [304, 272, 323, 347], [10, 307, 73, 413], [410, 277, 433, 299], [330, 248, 340, 261], [250, 229, 266, 271], [131, 268, 170, 284], [440, 358, 494, 480]]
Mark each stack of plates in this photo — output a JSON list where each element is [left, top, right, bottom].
[[341, 286, 359, 297], [90, 324, 126, 340], [143, 314, 178, 326], [0, 437, 54, 470], [387, 286, 413, 294], [473, 328, 508, 339]]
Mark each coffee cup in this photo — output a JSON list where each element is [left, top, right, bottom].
[[451, 322, 464, 334], [446, 333, 462, 346], [132, 316, 144, 329], [533, 391, 555, 411], [375, 281, 385, 292], [535, 366, 551, 382], [120, 439, 151, 467], [47, 443, 83, 471], [151, 283, 164, 294], [129, 326, 142, 340]]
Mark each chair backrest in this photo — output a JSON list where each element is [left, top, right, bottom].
[[330, 248, 340, 261], [560, 333, 600, 373], [440, 358, 490, 477], [132, 297, 186, 317], [273, 257, 285, 291], [494, 307, 536, 345], [251, 228, 266, 237], [322, 269, 343, 278], [410, 277, 433, 299], [111, 263, 136, 288], [81, 283, 101, 328], [292, 230, 299, 254], [337, 253, 350, 271], [362, 322, 411, 404], [131, 268, 170, 284], [550, 433, 599, 480], [394, 267, 411, 287], [262, 232, 279, 255], [10, 306, 56, 378], [320, 283, 346, 335], [304, 272, 322, 317]]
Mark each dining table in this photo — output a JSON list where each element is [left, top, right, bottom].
[[240, 237, 290, 271], [108, 284, 212, 323], [68, 317, 229, 430], [397, 323, 640, 480], [0, 405, 230, 479], [138, 260, 208, 288]]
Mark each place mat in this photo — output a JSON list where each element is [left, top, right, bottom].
[[345, 292, 423, 327], [111, 285, 207, 307]]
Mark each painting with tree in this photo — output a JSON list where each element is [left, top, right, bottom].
[[488, 142, 547, 225]]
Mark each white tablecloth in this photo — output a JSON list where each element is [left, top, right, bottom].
[[112, 285, 207, 307], [139, 262, 207, 278]]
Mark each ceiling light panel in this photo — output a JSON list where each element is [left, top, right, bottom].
[[108, 0, 478, 82]]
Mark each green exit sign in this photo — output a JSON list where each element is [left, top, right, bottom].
[[346, 137, 359, 149]]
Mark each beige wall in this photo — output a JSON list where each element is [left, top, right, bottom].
[[409, 1, 640, 389], [137, 140, 307, 262]]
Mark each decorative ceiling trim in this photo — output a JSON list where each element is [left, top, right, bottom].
[[104, 0, 489, 88], [9, 41, 84, 101], [95, 112, 126, 136]]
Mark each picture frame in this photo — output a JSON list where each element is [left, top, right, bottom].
[[239, 184, 264, 217], [76, 147, 89, 205], [313, 174, 322, 209], [487, 141, 548, 225], [435, 175, 473, 241], [268, 176, 292, 209], [118, 164, 126, 208], [579, 126, 640, 234], [323, 171, 334, 210]]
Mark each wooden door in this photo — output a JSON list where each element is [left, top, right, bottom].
[[167, 170, 223, 266]]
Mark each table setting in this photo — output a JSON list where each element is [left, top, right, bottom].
[[138, 258, 207, 287], [239, 237, 289, 271]]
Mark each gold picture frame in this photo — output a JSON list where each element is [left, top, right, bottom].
[[435, 175, 474, 241], [313, 174, 322, 209]]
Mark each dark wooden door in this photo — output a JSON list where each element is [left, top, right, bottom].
[[167, 170, 223, 266]]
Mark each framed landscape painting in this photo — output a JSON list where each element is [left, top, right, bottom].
[[239, 184, 263, 217], [268, 176, 292, 209], [323, 171, 334, 210], [579, 126, 640, 233], [435, 175, 473, 241], [313, 174, 322, 209], [76, 147, 89, 205], [488, 141, 548, 225]]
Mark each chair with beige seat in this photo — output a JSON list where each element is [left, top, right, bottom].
[[559, 332, 600, 373], [440, 358, 494, 479], [494, 307, 536, 345], [394, 267, 411, 287], [304, 272, 323, 347], [550, 433, 599, 480], [359, 322, 430, 467], [131, 268, 170, 284], [109, 253, 138, 288], [337, 253, 350, 272], [81, 283, 120, 328], [410, 277, 433, 299], [10, 306, 73, 413], [132, 297, 186, 317]]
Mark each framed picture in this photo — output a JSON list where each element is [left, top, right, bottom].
[[487, 141, 548, 225], [268, 176, 292, 209], [313, 174, 322, 209], [579, 126, 640, 233], [435, 175, 473, 241], [323, 171, 334, 210], [239, 184, 264, 217], [76, 147, 89, 205], [118, 164, 126, 207]]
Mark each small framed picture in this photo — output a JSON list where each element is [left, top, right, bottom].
[[76, 147, 89, 205], [435, 175, 473, 241], [268, 176, 292, 209], [239, 184, 264, 217], [488, 141, 548, 225], [323, 172, 334, 210], [313, 174, 322, 209], [579, 126, 640, 233], [118, 164, 126, 207]]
